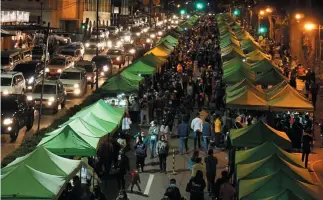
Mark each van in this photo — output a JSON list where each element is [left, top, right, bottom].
[[1, 49, 22, 71], [57, 48, 82, 62]]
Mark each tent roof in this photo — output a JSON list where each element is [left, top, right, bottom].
[[255, 67, 289, 85], [239, 170, 320, 200], [37, 124, 100, 156], [145, 46, 170, 57], [125, 60, 156, 75], [226, 86, 268, 110], [70, 100, 124, 125], [101, 75, 139, 94], [221, 45, 245, 61], [241, 38, 263, 52], [1, 164, 66, 199], [120, 70, 144, 83], [246, 49, 270, 63], [230, 121, 291, 148], [235, 142, 304, 167], [268, 83, 314, 112], [226, 79, 266, 100], [236, 154, 313, 184], [251, 58, 279, 73], [2, 147, 83, 178], [223, 64, 256, 84], [223, 57, 250, 70], [140, 53, 167, 67]]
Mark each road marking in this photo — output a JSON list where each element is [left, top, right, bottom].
[[311, 160, 323, 189], [143, 174, 154, 195]]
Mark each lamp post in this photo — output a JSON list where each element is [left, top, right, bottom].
[[304, 23, 323, 75]]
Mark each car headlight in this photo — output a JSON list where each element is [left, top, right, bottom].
[[158, 31, 163, 36], [3, 118, 13, 125], [103, 65, 108, 72], [85, 43, 90, 47], [116, 56, 121, 61], [87, 76, 92, 80], [150, 34, 156, 38], [129, 49, 136, 54], [3, 90, 9, 95], [45, 68, 49, 72], [146, 38, 151, 43], [27, 95, 33, 101], [136, 32, 140, 36], [28, 77, 34, 84], [57, 69, 62, 73], [97, 43, 102, 47], [74, 84, 79, 88], [125, 36, 131, 41], [48, 97, 55, 102], [117, 41, 122, 46], [74, 89, 81, 95]]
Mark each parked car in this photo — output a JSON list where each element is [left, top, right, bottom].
[[13, 61, 44, 91], [45, 55, 74, 78], [85, 38, 105, 52], [91, 55, 113, 77], [1, 94, 35, 141], [59, 67, 87, 96], [1, 71, 26, 95], [1, 49, 22, 71], [27, 80, 66, 114], [75, 60, 97, 88], [32, 45, 50, 62], [107, 48, 125, 65]]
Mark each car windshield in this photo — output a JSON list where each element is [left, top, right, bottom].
[[14, 64, 37, 75], [107, 50, 122, 55], [1, 57, 10, 65], [76, 64, 92, 72], [59, 51, 75, 57], [33, 84, 56, 94], [60, 72, 80, 80], [49, 58, 65, 65], [1, 77, 12, 86], [1, 99, 18, 111]]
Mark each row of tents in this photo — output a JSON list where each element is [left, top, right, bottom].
[[1, 15, 200, 199], [217, 13, 319, 200], [217, 13, 313, 112]]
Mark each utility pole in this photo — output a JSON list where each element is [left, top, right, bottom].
[[149, 0, 152, 27], [37, 22, 50, 134], [96, 0, 99, 89], [40, 2, 43, 26]]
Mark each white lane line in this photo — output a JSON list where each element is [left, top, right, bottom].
[[143, 174, 154, 195]]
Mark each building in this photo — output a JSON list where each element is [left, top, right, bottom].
[[1, 0, 112, 31]]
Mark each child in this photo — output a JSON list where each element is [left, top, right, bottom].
[[130, 169, 142, 193]]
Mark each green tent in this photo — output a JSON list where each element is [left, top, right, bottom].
[[235, 142, 304, 167], [226, 86, 269, 110], [230, 120, 291, 149], [223, 57, 250, 71], [251, 58, 278, 73], [1, 164, 66, 199], [120, 70, 144, 84], [239, 170, 320, 200], [156, 43, 173, 52], [140, 53, 167, 68], [1, 147, 83, 178], [241, 38, 262, 52], [101, 75, 139, 94], [220, 35, 241, 49], [37, 124, 100, 156], [236, 155, 314, 184], [221, 46, 245, 62], [125, 60, 156, 75], [255, 67, 289, 85], [158, 35, 178, 45], [246, 49, 270, 64], [223, 63, 255, 84], [70, 100, 124, 125], [226, 79, 265, 100], [158, 41, 176, 50]]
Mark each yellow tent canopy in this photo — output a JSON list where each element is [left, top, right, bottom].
[[145, 46, 170, 57]]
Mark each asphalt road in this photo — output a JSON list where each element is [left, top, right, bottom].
[[1, 52, 130, 160]]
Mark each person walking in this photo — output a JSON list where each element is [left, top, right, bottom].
[[164, 179, 182, 200], [214, 114, 222, 147], [156, 135, 169, 173], [186, 170, 206, 200], [301, 128, 313, 168], [310, 80, 319, 110], [116, 151, 130, 190], [202, 118, 212, 153], [191, 157, 206, 179], [91, 185, 106, 200], [134, 136, 147, 172], [130, 169, 142, 193], [214, 171, 229, 199], [219, 178, 235, 200], [188, 150, 200, 171], [121, 112, 132, 132], [204, 149, 218, 196], [148, 121, 159, 158], [191, 113, 203, 150], [178, 120, 189, 154]]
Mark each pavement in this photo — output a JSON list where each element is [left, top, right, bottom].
[[0, 52, 131, 160]]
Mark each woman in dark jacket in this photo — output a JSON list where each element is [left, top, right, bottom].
[[292, 117, 304, 150], [187, 170, 206, 200]]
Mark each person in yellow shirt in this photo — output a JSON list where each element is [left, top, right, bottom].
[[191, 157, 206, 180], [177, 64, 183, 73], [214, 114, 222, 147]]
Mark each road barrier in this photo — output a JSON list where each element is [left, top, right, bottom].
[[171, 148, 177, 175]]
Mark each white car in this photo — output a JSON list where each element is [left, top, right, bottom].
[[1, 71, 26, 95], [59, 67, 87, 96], [46, 56, 74, 77]]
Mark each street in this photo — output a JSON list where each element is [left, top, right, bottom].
[[0, 52, 130, 160]]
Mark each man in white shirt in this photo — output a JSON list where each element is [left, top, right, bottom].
[[191, 113, 203, 149]]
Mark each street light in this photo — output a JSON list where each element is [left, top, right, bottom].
[[259, 10, 265, 15], [266, 8, 272, 13], [304, 23, 316, 30], [295, 13, 304, 20], [177, 4, 180, 8]]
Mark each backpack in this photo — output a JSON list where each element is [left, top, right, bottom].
[[158, 142, 168, 154], [135, 143, 146, 157]]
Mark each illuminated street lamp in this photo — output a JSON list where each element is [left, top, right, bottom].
[[259, 10, 265, 15], [295, 13, 304, 21], [266, 8, 272, 13], [177, 4, 180, 8], [304, 23, 316, 30]]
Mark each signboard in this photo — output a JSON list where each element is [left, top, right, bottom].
[[1, 11, 30, 23]]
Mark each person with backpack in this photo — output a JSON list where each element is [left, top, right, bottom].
[[134, 136, 147, 172], [186, 170, 206, 200], [156, 135, 169, 173], [204, 149, 218, 196], [164, 179, 182, 200]]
